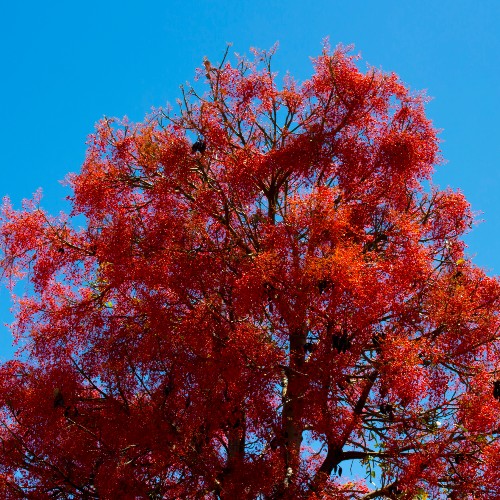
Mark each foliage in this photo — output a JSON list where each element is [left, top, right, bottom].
[[0, 44, 499, 499]]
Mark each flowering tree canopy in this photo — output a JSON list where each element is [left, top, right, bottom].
[[0, 44, 499, 499]]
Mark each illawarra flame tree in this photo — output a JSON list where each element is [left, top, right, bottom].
[[0, 44, 499, 499]]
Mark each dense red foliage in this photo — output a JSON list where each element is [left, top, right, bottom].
[[0, 44, 499, 499]]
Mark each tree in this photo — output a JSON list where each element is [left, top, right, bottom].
[[0, 43, 499, 499]]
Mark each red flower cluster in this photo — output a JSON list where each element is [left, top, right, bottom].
[[0, 44, 498, 498]]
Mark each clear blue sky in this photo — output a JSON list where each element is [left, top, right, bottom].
[[0, 2, 498, 341]]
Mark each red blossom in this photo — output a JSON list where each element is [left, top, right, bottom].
[[0, 45, 498, 499]]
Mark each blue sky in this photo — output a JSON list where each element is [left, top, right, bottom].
[[0, 2, 498, 348]]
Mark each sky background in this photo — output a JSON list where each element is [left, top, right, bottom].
[[0, 0, 498, 489]]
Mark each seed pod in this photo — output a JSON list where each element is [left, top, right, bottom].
[[192, 140, 206, 154], [164, 383, 173, 397], [317, 278, 332, 294], [493, 380, 500, 400], [53, 388, 65, 408], [270, 436, 280, 450], [332, 331, 351, 353], [379, 403, 395, 421], [304, 342, 314, 353]]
